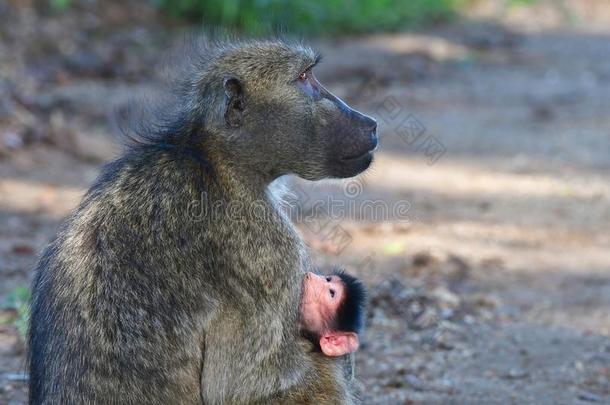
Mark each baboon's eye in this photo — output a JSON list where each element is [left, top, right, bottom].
[[329, 289, 336, 298], [326, 276, 332, 282], [298, 71, 308, 81]]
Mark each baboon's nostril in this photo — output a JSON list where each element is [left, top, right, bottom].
[[369, 131, 379, 149], [368, 118, 377, 134]]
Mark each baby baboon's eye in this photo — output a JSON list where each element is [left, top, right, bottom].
[[326, 276, 332, 282], [329, 289, 335, 298]]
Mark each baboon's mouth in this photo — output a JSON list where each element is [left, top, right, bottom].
[[340, 131, 378, 162], [340, 139, 378, 161], [340, 150, 374, 162], [330, 148, 374, 178]]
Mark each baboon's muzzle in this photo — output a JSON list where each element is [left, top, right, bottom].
[[322, 87, 378, 177]]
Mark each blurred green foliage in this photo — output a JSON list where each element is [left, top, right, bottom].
[[3, 285, 31, 340], [153, 0, 463, 35], [50, 0, 72, 12], [509, 0, 538, 5]]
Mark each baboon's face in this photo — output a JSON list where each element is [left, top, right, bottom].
[[293, 67, 378, 180], [218, 43, 377, 181]]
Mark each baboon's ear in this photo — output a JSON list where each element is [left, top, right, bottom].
[[319, 331, 359, 357], [223, 77, 244, 128]]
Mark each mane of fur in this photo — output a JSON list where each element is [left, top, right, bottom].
[[114, 36, 316, 155]]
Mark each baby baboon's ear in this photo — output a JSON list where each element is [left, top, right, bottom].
[[319, 331, 359, 357], [223, 77, 244, 128]]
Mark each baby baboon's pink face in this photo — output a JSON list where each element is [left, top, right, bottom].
[[299, 272, 345, 333]]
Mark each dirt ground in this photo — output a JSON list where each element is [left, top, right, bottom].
[[1, 1, 609, 404]]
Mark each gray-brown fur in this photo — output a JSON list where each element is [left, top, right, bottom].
[[28, 39, 377, 404]]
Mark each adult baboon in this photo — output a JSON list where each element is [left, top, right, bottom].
[[28, 39, 377, 404]]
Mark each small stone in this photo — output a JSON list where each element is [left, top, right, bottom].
[[431, 287, 460, 308], [405, 375, 426, 391], [2, 131, 23, 149], [412, 251, 437, 267], [434, 378, 456, 394], [385, 378, 405, 388], [12, 244, 34, 255], [440, 308, 454, 319], [3, 372, 28, 382], [531, 103, 554, 122], [577, 391, 602, 402], [433, 330, 457, 351], [446, 254, 470, 279], [505, 368, 528, 379]]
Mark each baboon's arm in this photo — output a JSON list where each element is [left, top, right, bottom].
[[200, 308, 357, 404], [259, 341, 359, 405]]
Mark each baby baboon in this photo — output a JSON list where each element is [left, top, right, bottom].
[[299, 270, 367, 357], [28, 39, 377, 404]]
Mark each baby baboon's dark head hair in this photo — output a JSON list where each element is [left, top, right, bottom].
[[331, 269, 367, 334]]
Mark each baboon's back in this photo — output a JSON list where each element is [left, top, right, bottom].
[[28, 153, 209, 404]]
